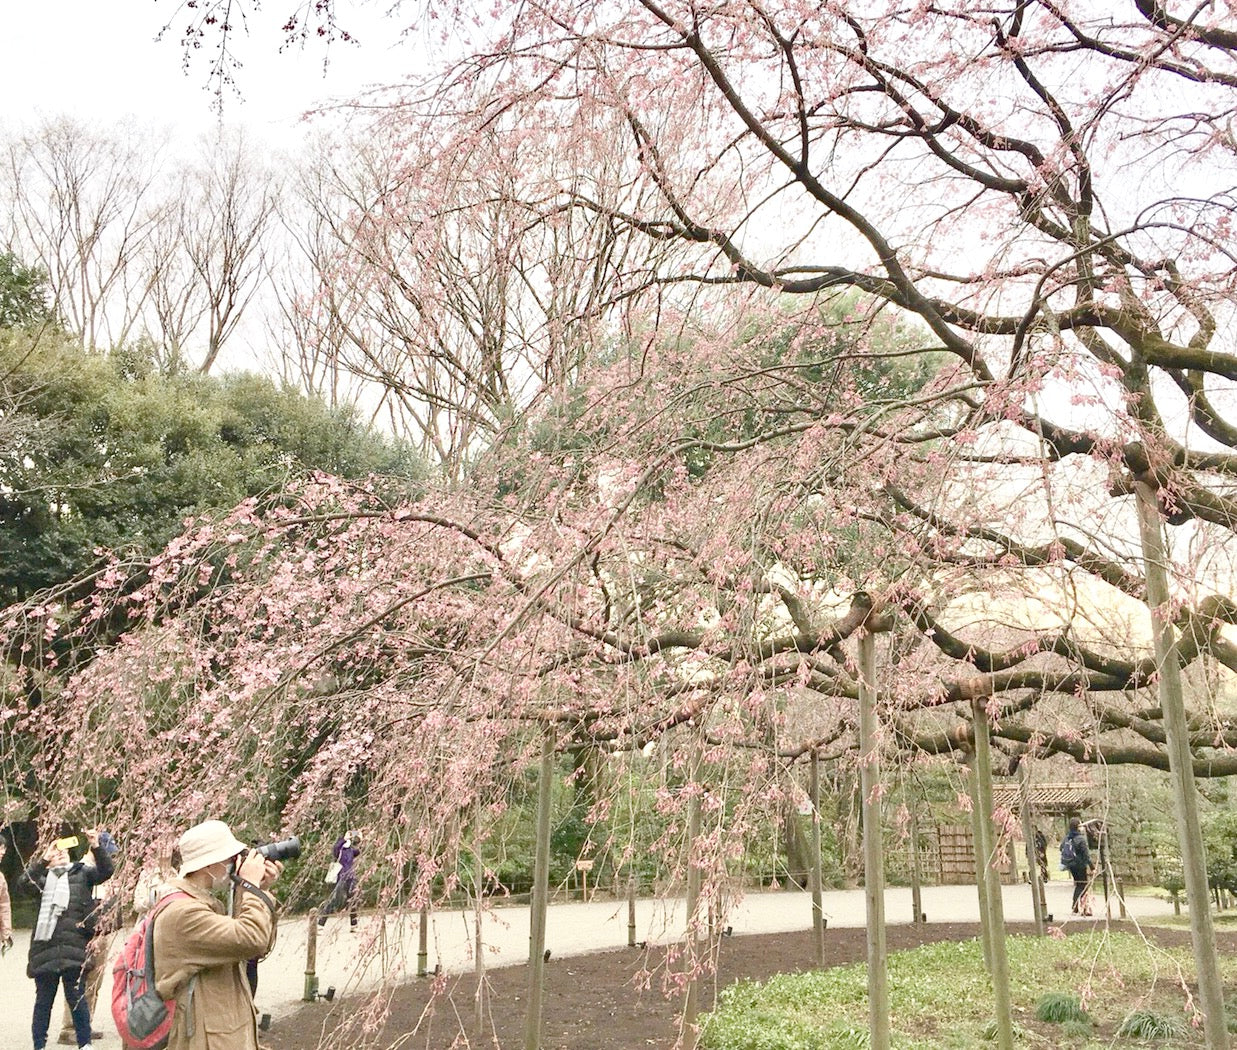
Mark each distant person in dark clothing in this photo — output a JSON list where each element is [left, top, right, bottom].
[[1034, 828, 1048, 885], [1061, 816, 1093, 915], [318, 830, 361, 930]]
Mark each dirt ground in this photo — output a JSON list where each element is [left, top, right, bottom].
[[266, 920, 1203, 1050]]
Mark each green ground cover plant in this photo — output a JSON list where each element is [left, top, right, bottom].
[[700, 932, 1231, 1049], [1034, 993, 1089, 1024]]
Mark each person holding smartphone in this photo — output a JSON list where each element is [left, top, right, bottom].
[[152, 819, 281, 1050], [317, 829, 361, 931], [25, 827, 113, 1050]]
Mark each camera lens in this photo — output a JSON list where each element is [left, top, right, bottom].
[[256, 835, 301, 863]]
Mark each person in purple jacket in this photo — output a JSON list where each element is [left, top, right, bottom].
[[317, 830, 361, 930]]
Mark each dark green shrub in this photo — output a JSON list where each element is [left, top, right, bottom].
[[1117, 1010, 1187, 1040], [1034, 993, 1089, 1024]]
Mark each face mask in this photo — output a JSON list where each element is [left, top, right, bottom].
[[209, 863, 231, 891]]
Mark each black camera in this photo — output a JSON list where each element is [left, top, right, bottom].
[[256, 836, 301, 863]]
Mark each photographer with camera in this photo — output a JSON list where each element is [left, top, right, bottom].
[[151, 820, 284, 1050]]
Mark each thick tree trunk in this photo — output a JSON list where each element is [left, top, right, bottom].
[[858, 629, 888, 1050], [1134, 481, 1228, 1049], [835, 770, 863, 883], [782, 797, 814, 889]]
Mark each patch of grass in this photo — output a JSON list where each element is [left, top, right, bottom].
[[699, 932, 1233, 1050], [1060, 1018, 1093, 1039], [1117, 1010, 1189, 1040], [1035, 992, 1089, 1023], [980, 1019, 1026, 1041]]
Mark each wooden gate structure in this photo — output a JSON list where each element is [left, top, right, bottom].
[[935, 781, 1101, 885]]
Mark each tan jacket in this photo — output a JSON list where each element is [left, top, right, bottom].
[[153, 878, 276, 1050]]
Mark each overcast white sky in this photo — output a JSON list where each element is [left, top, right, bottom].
[[3, 1, 415, 139]]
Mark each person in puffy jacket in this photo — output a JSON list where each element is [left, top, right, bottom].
[[25, 828, 114, 1050]]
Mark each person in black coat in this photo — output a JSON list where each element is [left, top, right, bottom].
[[25, 828, 113, 1050]]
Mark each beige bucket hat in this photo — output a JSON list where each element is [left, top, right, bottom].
[[177, 819, 248, 877]]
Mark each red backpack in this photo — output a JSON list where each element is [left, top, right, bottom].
[[111, 891, 193, 1049]]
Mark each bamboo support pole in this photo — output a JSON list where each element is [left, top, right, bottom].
[[858, 628, 888, 1050], [417, 905, 429, 978], [972, 699, 1014, 1050], [1134, 481, 1228, 1048], [1018, 765, 1045, 935], [909, 801, 924, 925], [682, 758, 703, 1044], [303, 910, 319, 1002], [628, 874, 637, 948], [524, 729, 554, 1050], [810, 751, 826, 965]]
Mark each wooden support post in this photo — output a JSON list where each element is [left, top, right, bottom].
[[967, 761, 993, 972], [858, 628, 888, 1050], [909, 801, 924, 925], [810, 750, 826, 966], [682, 762, 703, 1044], [628, 874, 637, 948], [525, 729, 554, 1050], [417, 905, 429, 978], [303, 910, 319, 1002], [972, 699, 1014, 1050], [1019, 764, 1045, 936], [1135, 480, 1228, 1049], [474, 826, 486, 1035]]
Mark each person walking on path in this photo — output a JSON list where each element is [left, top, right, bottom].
[[1061, 817, 1093, 915], [153, 818, 281, 1050], [317, 830, 361, 931], [25, 827, 114, 1050]]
